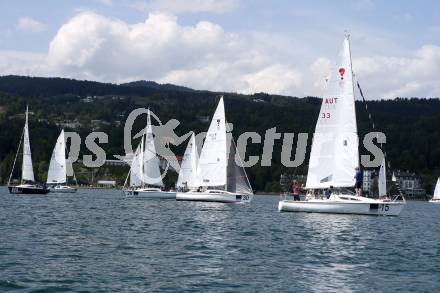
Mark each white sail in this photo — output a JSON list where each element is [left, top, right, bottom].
[[196, 97, 228, 187], [433, 178, 440, 200], [176, 133, 199, 189], [306, 34, 359, 189], [47, 129, 67, 184], [378, 158, 387, 196], [22, 105, 35, 182], [143, 110, 164, 187], [130, 142, 143, 187]]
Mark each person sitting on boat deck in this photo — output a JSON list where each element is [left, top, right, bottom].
[[354, 167, 362, 196], [292, 180, 301, 201], [325, 186, 334, 199], [197, 186, 202, 192], [306, 189, 315, 200]]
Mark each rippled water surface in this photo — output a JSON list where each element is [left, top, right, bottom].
[[1, 187, 439, 292]]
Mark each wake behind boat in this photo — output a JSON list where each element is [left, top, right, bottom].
[[176, 97, 254, 204], [429, 178, 440, 203], [7, 105, 49, 195], [123, 109, 175, 199], [278, 33, 405, 216]]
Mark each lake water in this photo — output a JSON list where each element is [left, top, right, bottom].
[[0, 187, 439, 292]]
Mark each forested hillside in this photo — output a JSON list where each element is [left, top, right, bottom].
[[0, 75, 439, 193]]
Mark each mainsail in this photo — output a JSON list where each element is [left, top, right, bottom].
[[196, 97, 228, 187], [378, 158, 387, 196], [306, 34, 359, 189], [22, 105, 35, 182], [176, 133, 199, 189], [47, 129, 67, 184], [143, 110, 164, 187], [433, 178, 440, 200]]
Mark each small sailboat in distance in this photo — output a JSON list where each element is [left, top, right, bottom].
[[176, 133, 199, 191], [176, 97, 254, 203], [8, 105, 49, 194], [47, 129, 78, 193], [123, 109, 176, 199], [429, 178, 440, 203], [278, 33, 405, 216]]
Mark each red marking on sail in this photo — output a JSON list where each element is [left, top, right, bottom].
[[339, 67, 345, 80]]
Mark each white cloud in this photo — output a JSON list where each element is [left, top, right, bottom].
[[130, 0, 239, 14], [354, 45, 440, 98], [96, 0, 112, 5], [0, 50, 48, 76], [46, 11, 303, 95], [352, 0, 375, 10], [17, 17, 47, 33], [1, 11, 440, 99]]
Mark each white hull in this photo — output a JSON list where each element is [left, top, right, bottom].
[[429, 199, 440, 204], [124, 188, 176, 199], [176, 190, 252, 203], [279, 194, 405, 216], [49, 186, 77, 193]]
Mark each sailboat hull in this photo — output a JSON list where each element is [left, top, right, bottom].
[[124, 189, 176, 199], [8, 185, 50, 195], [278, 195, 405, 216], [429, 199, 440, 204], [176, 191, 251, 203], [49, 186, 77, 193]]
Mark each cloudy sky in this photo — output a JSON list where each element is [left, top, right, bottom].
[[1, 0, 439, 99]]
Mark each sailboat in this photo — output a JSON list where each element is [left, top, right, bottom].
[[47, 129, 77, 193], [429, 178, 440, 203], [176, 97, 254, 203], [176, 133, 199, 191], [8, 105, 50, 194], [123, 109, 175, 199], [278, 33, 406, 216]]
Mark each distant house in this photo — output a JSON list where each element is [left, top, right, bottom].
[[252, 98, 266, 103], [393, 170, 426, 199], [97, 180, 116, 188], [91, 119, 111, 130], [362, 168, 375, 192], [81, 96, 94, 103], [196, 115, 210, 123], [56, 120, 82, 129]]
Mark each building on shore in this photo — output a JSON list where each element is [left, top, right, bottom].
[[393, 170, 426, 199]]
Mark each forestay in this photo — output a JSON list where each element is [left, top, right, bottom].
[[47, 129, 67, 184], [306, 34, 359, 189]]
